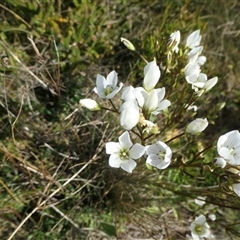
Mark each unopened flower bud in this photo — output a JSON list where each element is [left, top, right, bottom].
[[79, 99, 101, 111], [208, 214, 216, 221], [120, 37, 135, 51], [186, 118, 208, 135], [167, 30, 180, 53]]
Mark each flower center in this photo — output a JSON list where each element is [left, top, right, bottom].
[[105, 85, 113, 96], [158, 150, 166, 159], [119, 149, 129, 161], [229, 147, 235, 156], [194, 224, 204, 234]]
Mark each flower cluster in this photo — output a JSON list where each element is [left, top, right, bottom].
[[79, 59, 173, 173], [76, 28, 240, 239], [79, 29, 216, 174], [107, 60, 172, 172], [120, 60, 170, 130], [184, 30, 218, 96]]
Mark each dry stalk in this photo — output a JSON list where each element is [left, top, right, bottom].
[[0, 40, 57, 95]]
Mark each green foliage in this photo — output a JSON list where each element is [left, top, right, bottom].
[[100, 222, 117, 237]]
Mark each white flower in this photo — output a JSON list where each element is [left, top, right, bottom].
[[191, 73, 218, 95], [168, 30, 181, 53], [121, 86, 145, 107], [106, 131, 145, 173], [94, 70, 123, 99], [188, 46, 203, 63], [187, 46, 206, 67], [143, 60, 161, 91], [121, 86, 136, 102], [217, 130, 240, 165], [120, 100, 140, 130], [185, 62, 201, 84], [146, 141, 172, 169], [139, 115, 159, 134], [196, 56, 207, 66], [79, 99, 101, 111], [194, 196, 206, 206], [186, 30, 202, 49], [141, 88, 171, 115], [233, 183, 240, 197], [190, 215, 211, 240], [141, 119, 158, 134], [186, 118, 208, 135]]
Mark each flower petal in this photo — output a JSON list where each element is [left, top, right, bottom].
[[146, 154, 161, 166], [233, 183, 240, 197], [194, 215, 206, 225], [152, 99, 171, 115], [129, 143, 145, 159], [134, 87, 146, 107], [186, 29, 202, 49], [106, 82, 123, 99], [156, 87, 165, 101], [185, 62, 200, 76], [109, 154, 122, 168], [143, 61, 161, 91], [121, 159, 137, 173], [94, 74, 106, 98], [120, 100, 138, 112], [188, 46, 203, 62], [147, 155, 171, 169], [96, 74, 106, 88], [119, 131, 133, 149], [204, 77, 218, 91], [219, 147, 235, 164], [144, 89, 158, 113], [214, 157, 227, 168], [121, 86, 136, 101], [106, 142, 121, 154], [120, 107, 139, 130], [197, 56, 206, 65], [146, 144, 160, 155], [106, 70, 118, 87]]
